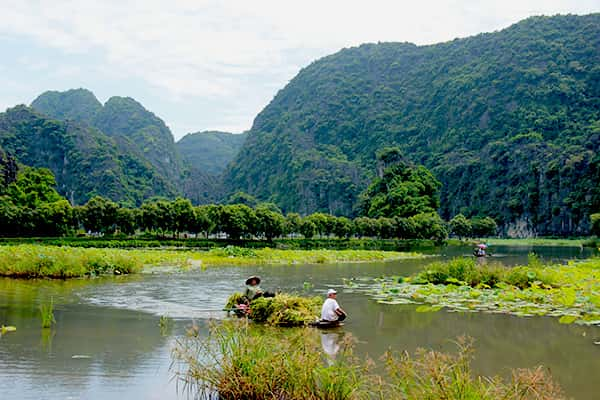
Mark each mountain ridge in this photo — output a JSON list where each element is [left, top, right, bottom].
[[225, 13, 600, 235]]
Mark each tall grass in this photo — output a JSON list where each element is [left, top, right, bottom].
[[39, 298, 55, 329], [172, 321, 366, 400], [172, 322, 565, 400]]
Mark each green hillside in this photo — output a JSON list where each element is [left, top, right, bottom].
[[33, 91, 183, 189], [177, 131, 247, 175], [225, 14, 600, 235], [0, 106, 175, 205]]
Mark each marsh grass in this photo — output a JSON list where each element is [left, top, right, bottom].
[[0, 244, 420, 279], [172, 321, 367, 400], [172, 322, 565, 400], [40, 298, 55, 329]]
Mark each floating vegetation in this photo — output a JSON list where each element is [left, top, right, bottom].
[[1, 325, 16, 334], [346, 258, 600, 326], [172, 322, 565, 400], [40, 298, 56, 329], [225, 292, 322, 326], [0, 244, 422, 279]]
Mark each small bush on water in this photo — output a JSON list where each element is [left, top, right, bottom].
[[172, 323, 565, 400]]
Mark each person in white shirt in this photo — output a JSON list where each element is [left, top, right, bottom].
[[320, 289, 347, 322]]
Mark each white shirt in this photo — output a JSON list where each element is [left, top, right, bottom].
[[321, 298, 340, 321]]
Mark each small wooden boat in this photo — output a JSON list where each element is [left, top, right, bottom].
[[309, 320, 344, 329]]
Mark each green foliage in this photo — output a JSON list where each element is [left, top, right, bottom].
[[0, 167, 74, 236], [471, 216, 498, 237], [449, 214, 472, 239], [360, 158, 441, 219], [225, 14, 600, 235], [81, 196, 119, 234]]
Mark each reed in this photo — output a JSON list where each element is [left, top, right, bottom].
[[40, 298, 56, 329], [172, 322, 565, 400]]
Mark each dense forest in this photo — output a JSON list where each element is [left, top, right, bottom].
[[225, 14, 600, 236], [0, 164, 486, 240]]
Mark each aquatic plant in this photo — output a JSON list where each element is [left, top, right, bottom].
[[350, 257, 600, 325], [159, 315, 173, 336], [0, 325, 16, 334], [172, 322, 565, 400], [40, 298, 56, 329]]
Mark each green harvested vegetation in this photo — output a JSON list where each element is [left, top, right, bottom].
[[0, 244, 420, 278], [173, 321, 564, 400], [226, 293, 322, 326], [347, 256, 600, 326]]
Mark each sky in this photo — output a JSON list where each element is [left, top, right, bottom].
[[0, 1, 598, 140]]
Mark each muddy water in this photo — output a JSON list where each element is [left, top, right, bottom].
[[0, 245, 598, 399]]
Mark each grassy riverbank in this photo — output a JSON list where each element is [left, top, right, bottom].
[[173, 321, 564, 400], [351, 256, 600, 325], [0, 244, 421, 278]]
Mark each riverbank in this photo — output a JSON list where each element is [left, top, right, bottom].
[[0, 245, 422, 278], [351, 256, 600, 326]]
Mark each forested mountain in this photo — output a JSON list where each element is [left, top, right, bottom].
[[20, 90, 240, 206], [177, 131, 247, 175], [32, 90, 183, 190], [225, 14, 600, 235], [177, 131, 247, 204], [0, 106, 175, 205]]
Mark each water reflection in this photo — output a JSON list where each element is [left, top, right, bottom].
[[320, 330, 344, 364]]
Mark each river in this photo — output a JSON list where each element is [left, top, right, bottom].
[[0, 245, 598, 399]]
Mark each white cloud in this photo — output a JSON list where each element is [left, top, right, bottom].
[[0, 0, 597, 137]]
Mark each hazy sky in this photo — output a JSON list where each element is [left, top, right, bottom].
[[0, 1, 598, 139]]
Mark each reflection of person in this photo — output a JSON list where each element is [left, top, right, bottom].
[[321, 289, 347, 322], [320, 332, 341, 362]]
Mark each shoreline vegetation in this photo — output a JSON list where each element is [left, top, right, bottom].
[[0, 244, 421, 279], [0, 236, 596, 251], [172, 321, 565, 400], [347, 256, 600, 326]]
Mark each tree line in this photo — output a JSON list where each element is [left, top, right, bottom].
[[0, 167, 500, 240]]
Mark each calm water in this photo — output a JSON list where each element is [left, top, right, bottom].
[[0, 245, 598, 399]]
